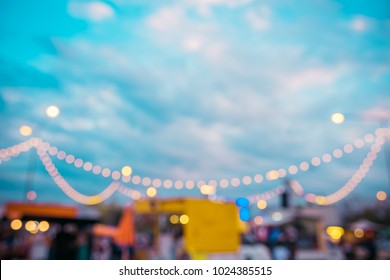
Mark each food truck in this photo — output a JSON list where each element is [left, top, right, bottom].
[[132, 197, 242, 260]]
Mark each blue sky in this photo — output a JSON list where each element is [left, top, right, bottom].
[[0, 0, 389, 210]]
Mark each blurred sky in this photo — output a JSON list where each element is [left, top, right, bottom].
[[0, 0, 389, 208]]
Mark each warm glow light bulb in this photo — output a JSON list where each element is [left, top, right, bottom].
[[121, 166, 132, 177], [257, 200, 267, 210], [180, 215, 190, 224], [146, 187, 157, 197], [10, 219, 22, 230], [331, 113, 345, 124], [19, 125, 33, 136], [376, 191, 387, 201], [46, 105, 60, 118]]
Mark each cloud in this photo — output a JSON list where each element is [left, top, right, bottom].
[[361, 104, 390, 122], [350, 15, 371, 32], [1, 0, 389, 206], [245, 6, 271, 30], [185, 0, 253, 16], [68, 1, 115, 22], [146, 6, 184, 31]]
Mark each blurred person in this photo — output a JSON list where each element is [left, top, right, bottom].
[[340, 237, 355, 260], [76, 231, 90, 260], [272, 234, 291, 260], [268, 227, 282, 258], [362, 231, 377, 260], [50, 224, 78, 259], [173, 228, 189, 260], [91, 237, 112, 260], [285, 225, 298, 260], [158, 228, 175, 259], [28, 232, 50, 260]]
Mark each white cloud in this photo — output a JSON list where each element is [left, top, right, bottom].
[[68, 1, 114, 22], [186, 0, 253, 16], [361, 105, 390, 122], [181, 36, 204, 52], [245, 6, 271, 31], [350, 16, 371, 32], [147, 6, 184, 31], [279, 66, 347, 92]]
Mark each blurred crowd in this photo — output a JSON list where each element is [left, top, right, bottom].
[[1, 219, 388, 260]]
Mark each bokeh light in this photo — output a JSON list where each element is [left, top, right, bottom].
[[288, 165, 298, 175], [10, 219, 22, 230], [257, 200, 267, 210], [163, 179, 173, 189], [331, 113, 345, 124], [376, 191, 387, 201], [219, 179, 229, 188], [170, 215, 179, 224], [242, 176, 252, 185], [239, 208, 250, 221], [253, 216, 263, 225], [142, 177, 151, 187], [231, 177, 240, 187], [185, 180, 195, 189], [354, 228, 364, 239], [180, 215, 190, 224], [200, 184, 215, 195], [25, 220, 39, 232], [266, 170, 279, 181], [38, 221, 50, 232], [326, 226, 345, 240], [102, 168, 111, 178], [26, 190, 37, 201], [236, 197, 249, 208], [146, 187, 157, 197], [121, 166, 133, 177], [254, 174, 263, 183], [299, 162, 309, 171], [272, 212, 283, 221], [45, 105, 60, 118], [19, 125, 33, 136], [153, 179, 162, 188], [174, 180, 184, 189]]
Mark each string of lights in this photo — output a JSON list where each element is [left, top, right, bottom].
[[304, 137, 385, 206], [0, 128, 389, 205], [11, 129, 385, 192], [37, 146, 120, 205]]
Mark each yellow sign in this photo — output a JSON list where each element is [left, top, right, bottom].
[[134, 198, 241, 254]]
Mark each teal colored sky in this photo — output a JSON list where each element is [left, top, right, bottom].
[[0, 0, 389, 210]]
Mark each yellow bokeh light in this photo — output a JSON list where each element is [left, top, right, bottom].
[[25, 220, 38, 232], [257, 200, 267, 210], [331, 113, 345, 124], [266, 170, 279, 181], [326, 226, 345, 240], [38, 221, 50, 232], [180, 215, 190, 225], [376, 191, 387, 201], [19, 125, 33, 136], [170, 215, 179, 224], [200, 184, 215, 195], [315, 196, 327, 205], [46, 105, 60, 118], [121, 166, 133, 177], [146, 187, 157, 197], [10, 219, 22, 230], [354, 228, 364, 239]]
